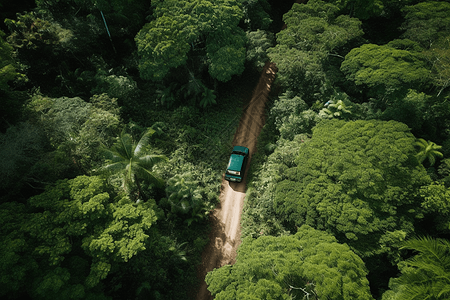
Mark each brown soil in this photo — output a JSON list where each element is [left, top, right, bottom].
[[195, 62, 278, 300]]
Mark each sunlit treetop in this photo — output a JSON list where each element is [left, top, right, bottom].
[[135, 0, 246, 82], [206, 225, 374, 300]]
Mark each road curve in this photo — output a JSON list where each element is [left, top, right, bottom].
[[195, 62, 278, 300]]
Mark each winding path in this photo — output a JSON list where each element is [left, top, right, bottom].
[[195, 62, 278, 300]]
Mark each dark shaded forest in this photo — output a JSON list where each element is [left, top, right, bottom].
[[1, 0, 450, 299]]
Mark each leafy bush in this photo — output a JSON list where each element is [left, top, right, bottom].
[[162, 172, 209, 225], [92, 74, 138, 100], [246, 29, 274, 71], [27, 94, 121, 173], [242, 134, 308, 238], [157, 150, 221, 225]]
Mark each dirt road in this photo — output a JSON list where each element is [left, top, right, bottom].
[[195, 62, 278, 300]]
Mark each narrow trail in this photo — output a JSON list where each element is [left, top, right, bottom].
[[195, 62, 278, 300]]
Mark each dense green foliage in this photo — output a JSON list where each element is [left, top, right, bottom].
[[267, 0, 363, 101], [206, 225, 374, 300], [0, 0, 245, 298], [382, 236, 450, 300], [0, 175, 157, 299], [273, 120, 431, 257], [241, 0, 450, 299], [0, 30, 20, 90], [2, 0, 450, 299], [135, 0, 246, 82], [341, 41, 430, 98], [401, 1, 450, 49]]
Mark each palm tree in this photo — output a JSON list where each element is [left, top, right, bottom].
[[102, 128, 168, 200], [390, 236, 450, 300], [319, 99, 353, 120], [415, 138, 444, 166]]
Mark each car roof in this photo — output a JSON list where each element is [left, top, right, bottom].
[[232, 146, 249, 154], [228, 153, 245, 171]]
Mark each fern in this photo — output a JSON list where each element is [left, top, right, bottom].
[[388, 236, 450, 300]]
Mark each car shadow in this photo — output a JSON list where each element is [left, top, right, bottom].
[[227, 180, 247, 193]]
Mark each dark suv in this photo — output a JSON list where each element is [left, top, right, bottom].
[[225, 146, 249, 183]]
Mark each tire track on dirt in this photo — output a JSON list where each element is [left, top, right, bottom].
[[195, 62, 277, 300]]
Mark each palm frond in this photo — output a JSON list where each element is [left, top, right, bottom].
[[134, 128, 156, 157], [101, 127, 167, 197], [428, 155, 436, 166], [398, 269, 432, 285], [437, 283, 450, 298], [414, 138, 428, 149], [138, 166, 165, 189], [414, 139, 444, 166], [125, 160, 136, 185], [137, 154, 168, 169], [400, 283, 434, 300], [116, 128, 134, 160], [397, 236, 450, 299], [102, 148, 128, 163], [402, 236, 449, 264], [100, 160, 128, 174]]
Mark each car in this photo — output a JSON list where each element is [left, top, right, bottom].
[[225, 146, 249, 183]]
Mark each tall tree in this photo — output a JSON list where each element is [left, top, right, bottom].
[[206, 225, 374, 300], [401, 1, 450, 49], [0, 175, 158, 299], [4, 11, 75, 95], [267, 0, 363, 98], [340, 42, 430, 98], [25, 94, 122, 177], [273, 119, 431, 257], [275, 0, 362, 53], [135, 0, 246, 82], [101, 128, 167, 200]]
